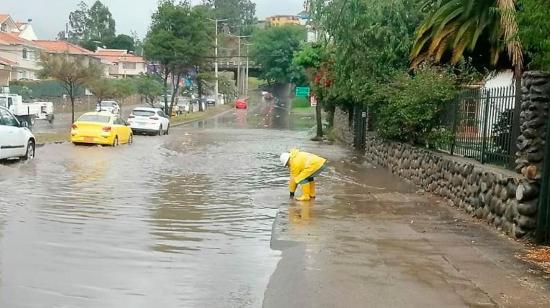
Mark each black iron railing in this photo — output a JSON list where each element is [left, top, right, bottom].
[[440, 85, 519, 169]]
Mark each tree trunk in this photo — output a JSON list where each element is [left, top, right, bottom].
[[163, 68, 169, 113], [198, 76, 204, 112], [70, 84, 75, 124], [168, 74, 180, 118], [316, 100, 323, 138]]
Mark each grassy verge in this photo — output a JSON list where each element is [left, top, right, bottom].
[[291, 97, 314, 114], [170, 105, 232, 125], [34, 132, 70, 145]]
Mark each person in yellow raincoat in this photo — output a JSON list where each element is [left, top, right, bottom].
[[280, 149, 327, 201]]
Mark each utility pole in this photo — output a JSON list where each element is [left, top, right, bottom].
[[229, 34, 251, 97], [209, 18, 227, 105], [245, 43, 253, 98]]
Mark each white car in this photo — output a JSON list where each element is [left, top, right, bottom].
[[127, 107, 170, 136], [96, 101, 120, 114], [0, 106, 36, 161]]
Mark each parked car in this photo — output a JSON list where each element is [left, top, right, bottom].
[[127, 107, 170, 136], [96, 101, 120, 114], [0, 106, 35, 160], [235, 99, 248, 109], [206, 98, 216, 106], [0, 94, 54, 127], [71, 112, 132, 146]]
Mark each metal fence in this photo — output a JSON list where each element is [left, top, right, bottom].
[[439, 85, 519, 169]]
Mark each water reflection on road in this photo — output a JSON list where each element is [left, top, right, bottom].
[[0, 99, 316, 307]]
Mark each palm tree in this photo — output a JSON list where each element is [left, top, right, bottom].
[[411, 0, 522, 74]]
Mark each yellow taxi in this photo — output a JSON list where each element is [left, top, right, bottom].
[[71, 112, 133, 146]]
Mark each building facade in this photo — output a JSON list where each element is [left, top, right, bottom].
[[0, 13, 41, 83], [95, 49, 147, 78], [266, 15, 301, 27]]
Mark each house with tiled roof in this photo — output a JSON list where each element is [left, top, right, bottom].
[[0, 13, 40, 83], [33, 40, 109, 77], [0, 13, 41, 84], [95, 48, 147, 78]]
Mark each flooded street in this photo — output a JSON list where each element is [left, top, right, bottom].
[[0, 99, 323, 307], [2, 99, 550, 307]]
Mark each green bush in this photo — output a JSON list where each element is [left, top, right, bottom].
[[373, 66, 459, 147]]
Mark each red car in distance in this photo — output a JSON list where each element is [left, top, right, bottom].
[[235, 99, 248, 109]]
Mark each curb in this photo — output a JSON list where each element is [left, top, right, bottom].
[[170, 107, 234, 128]]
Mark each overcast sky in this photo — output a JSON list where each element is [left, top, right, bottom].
[[2, 0, 305, 39]]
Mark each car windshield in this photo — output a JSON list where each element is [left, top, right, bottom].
[[99, 102, 116, 107], [78, 114, 111, 123], [133, 110, 156, 117]]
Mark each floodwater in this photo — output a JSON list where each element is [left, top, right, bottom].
[[3, 96, 550, 308], [0, 98, 317, 307]]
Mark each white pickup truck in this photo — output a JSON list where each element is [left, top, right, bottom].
[[0, 94, 54, 127]]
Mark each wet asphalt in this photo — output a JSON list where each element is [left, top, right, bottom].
[[1, 97, 550, 307]]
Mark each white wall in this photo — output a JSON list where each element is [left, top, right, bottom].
[[0, 45, 40, 80]]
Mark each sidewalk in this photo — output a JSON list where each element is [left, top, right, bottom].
[[264, 146, 550, 307]]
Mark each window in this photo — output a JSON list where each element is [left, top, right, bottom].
[[123, 62, 136, 70], [78, 114, 111, 123], [0, 108, 19, 127], [22, 48, 28, 59], [0, 23, 6, 32]]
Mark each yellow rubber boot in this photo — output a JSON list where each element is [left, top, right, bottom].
[[310, 181, 316, 199], [296, 184, 311, 201]]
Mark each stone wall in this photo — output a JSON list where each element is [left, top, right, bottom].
[[364, 134, 530, 238], [331, 102, 546, 239], [333, 106, 354, 145], [514, 72, 550, 238]]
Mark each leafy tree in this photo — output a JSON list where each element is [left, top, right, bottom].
[[517, 0, 550, 71], [294, 42, 328, 138], [86, 78, 116, 104], [251, 25, 306, 84], [111, 79, 136, 108], [68, 1, 89, 41], [65, 0, 116, 49], [323, 0, 422, 105], [135, 75, 164, 107], [411, 0, 523, 73], [203, 0, 257, 35], [39, 53, 103, 123], [106, 34, 136, 52], [86, 0, 116, 42], [144, 0, 212, 117]]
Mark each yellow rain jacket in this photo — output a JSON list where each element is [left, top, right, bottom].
[[288, 149, 327, 193]]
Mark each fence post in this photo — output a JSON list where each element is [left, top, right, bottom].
[[481, 90, 491, 164], [510, 78, 522, 168], [450, 96, 460, 156]]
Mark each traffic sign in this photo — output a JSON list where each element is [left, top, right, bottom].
[[310, 95, 317, 107], [295, 87, 310, 97]]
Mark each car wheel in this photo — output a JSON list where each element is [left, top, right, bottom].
[[22, 139, 35, 160], [165, 125, 170, 135], [113, 136, 119, 147], [158, 125, 163, 136], [128, 133, 134, 145]]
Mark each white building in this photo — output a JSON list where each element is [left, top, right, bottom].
[[0, 13, 41, 83], [95, 48, 147, 78]]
